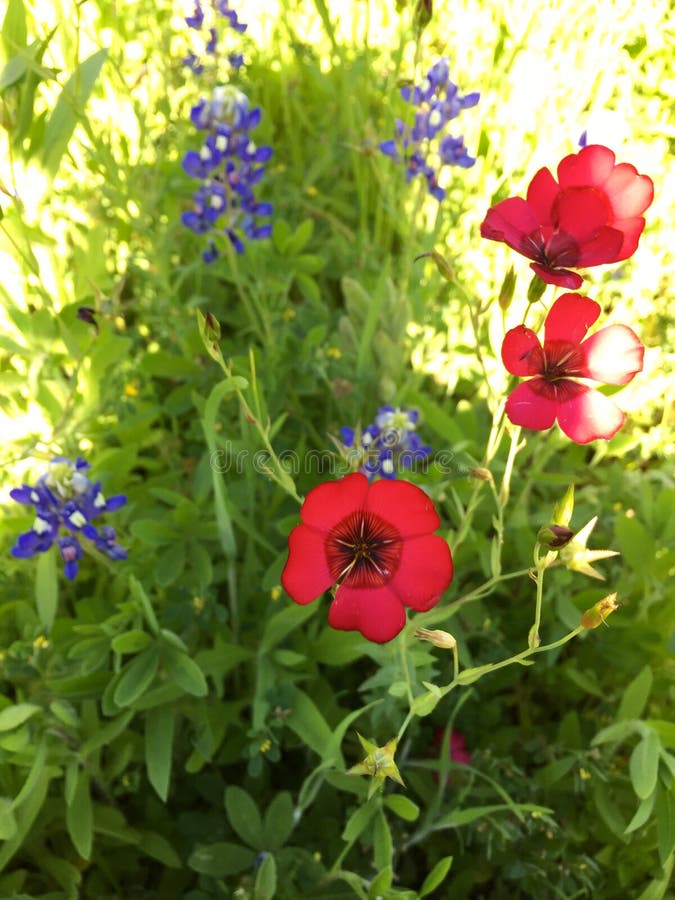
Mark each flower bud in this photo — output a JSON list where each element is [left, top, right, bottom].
[[581, 593, 619, 629], [468, 467, 492, 482], [537, 523, 574, 549], [526, 273, 547, 304], [415, 627, 456, 650], [414, 0, 433, 31], [553, 484, 575, 527], [498, 265, 516, 311]]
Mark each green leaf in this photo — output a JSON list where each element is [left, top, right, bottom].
[[162, 646, 208, 697], [263, 792, 295, 851], [368, 865, 392, 899], [113, 644, 161, 707], [624, 792, 656, 834], [419, 855, 454, 897], [647, 719, 675, 748], [129, 576, 160, 634], [436, 803, 551, 828], [411, 690, 440, 717], [534, 756, 576, 788], [138, 831, 181, 868], [260, 602, 317, 652], [0, 797, 17, 840], [65, 770, 93, 859], [2, 0, 26, 54], [111, 629, 153, 655], [254, 852, 277, 900], [145, 706, 175, 801], [384, 794, 420, 822], [592, 719, 639, 746], [188, 841, 255, 877], [155, 543, 186, 586], [617, 665, 653, 721], [342, 800, 377, 842], [129, 518, 177, 546], [0, 703, 41, 732], [42, 48, 109, 176], [655, 785, 675, 867], [630, 731, 661, 800], [455, 663, 494, 685], [286, 688, 334, 761], [80, 709, 134, 757], [615, 514, 656, 572], [372, 809, 392, 872], [225, 786, 264, 850], [35, 546, 58, 631]]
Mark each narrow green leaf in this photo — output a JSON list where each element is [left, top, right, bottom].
[[145, 706, 175, 801], [624, 792, 656, 835], [286, 688, 334, 761], [0, 703, 41, 732], [260, 603, 317, 652], [35, 547, 58, 630], [342, 800, 377, 843], [163, 646, 207, 697], [254, 852, 276, 900], [225, 786, 264, 850], [129, 576, 160, 634], [188, 841, 255, 877], [630, 731, 660, 800], [111, 629, 152, 655], [263, 792, 295, 851], [2, 0, 27, 53], [592, 719, 639, 746], [42, 48, 109, 176], [138, 831, 181, 868], [0, 797, 17, 840], [655, 785, 675, 867], [384, 795, 420, 822], [368, 865, 392, 899], [113, 644, 161, 707], [617, 665, 653, 722], [420, 855, 454, 897], [372, 810, 392, 872], [65, 770, 93, 859]]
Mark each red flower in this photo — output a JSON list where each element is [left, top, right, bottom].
[[481, 145, 654, 288], [501, 293, 644, 444], [281, 473, 453, 643]]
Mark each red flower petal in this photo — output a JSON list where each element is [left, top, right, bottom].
[[603, 163, 654, 218], [557, 144, 616, 189], [573, 225, 625, 266], [580, 324, 644, 385], [388, 534, 453, 611], [529, 263, 583, 289], [525, 167, 559, 224], [556, 385, 626, 443], [501, 325, 544, 376], [544, 293, 600, 345], [365, 479, 440, 538], [300, 472, 368, 534], [328, 584, 406, 643], [553, 187, 611, 242], [281, 524, 333, 605], [480, 197, 540, 256], [504, 379, 558, 431]]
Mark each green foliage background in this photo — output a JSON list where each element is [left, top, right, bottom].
[[0, 0, 673, 897]]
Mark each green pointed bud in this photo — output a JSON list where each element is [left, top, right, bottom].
[[560, 516, 620, 580], [347, 734, 405, 797], [537, 523, 574, 550], [553, 484, 575, 527], [498, 265, 517, 311], [197, 310, 224, 363], [415, 627, 456, 650], [415, 250, 455, 282], [526, 273, 547, 304]]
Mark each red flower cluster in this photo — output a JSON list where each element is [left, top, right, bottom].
[[281, 473, 453, 643], [481, 144, 654, 288], [502, 293, 644, 443]]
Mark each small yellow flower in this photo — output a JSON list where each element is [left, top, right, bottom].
[[192, 596, 206, 612], [281, 308, 296, 321], [33, 635, 50, 649], [259, 739, 272, 754], [305, 185, 318, 197], [579, 767, 591, 780], [124, 381, 139, 397], [325, 347, 342, 360], [270, 586, 282, 601]]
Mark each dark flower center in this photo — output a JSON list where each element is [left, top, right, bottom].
[[520, 229, 581, 269], [541, 340, 586, 380], [326, 511, 402, 589]]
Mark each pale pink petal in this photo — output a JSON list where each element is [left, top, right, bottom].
[[544, 293, 600, 344], [557, 145, 616, 189], [328, 584, 406, 643], [614, 216, 647, 261], [557, 386, 626, 443], [504, 380, 558, 431], [603, 165, 654, 218], [580, 325, 644, 385], [281, 525, 333, 605], [501, 326, 544, 376]]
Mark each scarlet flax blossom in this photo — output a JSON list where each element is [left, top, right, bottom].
[[501, 293, 644, 443], [281, 473, 453, 643], [481, 144, 654, 288]]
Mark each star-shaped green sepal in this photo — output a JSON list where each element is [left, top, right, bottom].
[[347, 733, 405, 799]]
